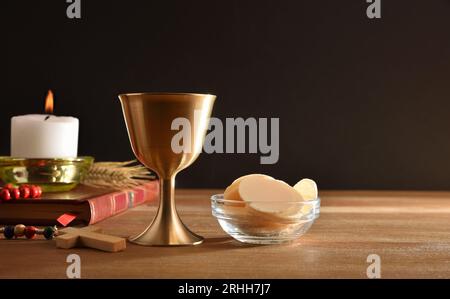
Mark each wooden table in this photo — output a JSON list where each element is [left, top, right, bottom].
[[1, 189, 450, 278]]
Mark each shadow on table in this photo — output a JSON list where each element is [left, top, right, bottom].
[[123, 235, 265, 258]]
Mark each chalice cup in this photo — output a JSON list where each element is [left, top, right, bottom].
[[118, 92, 216, 246]]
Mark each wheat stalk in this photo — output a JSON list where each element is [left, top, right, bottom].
[[81, 160, 155, 190]]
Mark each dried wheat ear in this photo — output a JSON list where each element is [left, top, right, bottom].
[[81, 160, 155, 189]]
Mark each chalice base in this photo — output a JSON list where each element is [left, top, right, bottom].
[[128, 219, 204, 246]]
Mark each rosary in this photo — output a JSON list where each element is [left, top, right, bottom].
[[1, 184, 56, 240], [0, 225, 58, 240]]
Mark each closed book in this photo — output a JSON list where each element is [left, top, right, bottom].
[[0, 180, 159, 226]]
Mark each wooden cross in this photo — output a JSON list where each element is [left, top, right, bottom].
[[55, 226, 126, 252]]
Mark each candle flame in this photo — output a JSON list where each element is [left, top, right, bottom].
[[45, 90, 54, 114]]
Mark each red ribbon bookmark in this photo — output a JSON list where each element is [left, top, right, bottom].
[[57, 213, 77, 227]]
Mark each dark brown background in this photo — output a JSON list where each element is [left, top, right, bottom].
[[3, 0, 450, 189]]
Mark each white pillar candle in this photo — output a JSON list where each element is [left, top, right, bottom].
[[11, 114, 79, 158]]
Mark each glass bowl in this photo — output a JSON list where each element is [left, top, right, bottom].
[[0, 156, 94, 192], [211, 194, 320, 244]]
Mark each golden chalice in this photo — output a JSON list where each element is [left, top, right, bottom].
[[118, 92, 216, 246]]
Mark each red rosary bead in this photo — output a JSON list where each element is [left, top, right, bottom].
[[11, 188, 21, 200], [19, 186, 30, 199], [24, 226, 37, 239], [36, 186, 43, 197], [0, 189, 11, 201], [30, 186, 40, 198], [4, 184, 14, 190]]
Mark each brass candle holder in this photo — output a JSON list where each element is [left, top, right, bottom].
[[118, 92, 216, 246], [0, 156, 94, 192]]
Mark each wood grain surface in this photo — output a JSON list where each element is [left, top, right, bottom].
[[1, 189, 449, 278]]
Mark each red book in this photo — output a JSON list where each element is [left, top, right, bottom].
[[0, 181, 159, 226]]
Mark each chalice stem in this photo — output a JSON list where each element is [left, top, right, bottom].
[[159, 176, 177, 226], [128, 175, 204, 246]]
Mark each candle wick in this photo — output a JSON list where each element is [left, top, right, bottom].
[[45, 115, 51, 121]]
